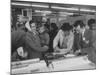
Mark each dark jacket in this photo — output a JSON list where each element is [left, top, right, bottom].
[[11, 30, 48, 60], [73, 29, 96, 50], [24, 31, 48, 59], [39, 32, 50, 46], [73, 31, 81, 52], [49, 30, 58, 52], [73, 29, 96, 63], [81, 29, 96, 64]]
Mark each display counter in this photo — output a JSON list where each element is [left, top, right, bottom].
[[11, 54, 96, 74]]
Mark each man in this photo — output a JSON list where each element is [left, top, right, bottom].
[[53, 23, 74, 54], [38, 25, 50, 47], [73, 20, 86, 53], [83, 19, 96, 64], [24, 20, 48, 60], [73, 19, 96, 64], [49, 23, 58, 52]]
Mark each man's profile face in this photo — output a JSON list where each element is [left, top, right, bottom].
[[76, 25, 81, 32], [76, 25, 84, 33], [30, 23, 36, 32]]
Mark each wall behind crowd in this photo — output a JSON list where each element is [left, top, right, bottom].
[[59, 15, 86, 26], [12, 7, 96, 31], [49, 15, 94, 28]]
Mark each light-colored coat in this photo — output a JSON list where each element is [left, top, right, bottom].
[[53, 30, 74, 51]]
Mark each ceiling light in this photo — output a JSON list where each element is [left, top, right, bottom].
[[59, 12, 74, 15], [51, 6, 78, 11], [32, 4, 49, 8], [11, 2, 30, 6], [35, 10, 52, 14], [80, 9, 96, 12]]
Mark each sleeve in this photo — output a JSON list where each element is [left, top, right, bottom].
[[74, 33, 81, 50], [45, 33, 50, 45], [53, 30, 60, 49], [67, 34, 74, 50], [25, 35, 48, 52]]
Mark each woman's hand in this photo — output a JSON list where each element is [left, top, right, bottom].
[[54, 49, 70, 55], [60, 49, 70, 52], [54, 46, 60, 52]]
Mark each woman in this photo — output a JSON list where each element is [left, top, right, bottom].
[[53, 23, 74, 54]]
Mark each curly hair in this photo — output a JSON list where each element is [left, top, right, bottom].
[[74, 20, 85, 28], [61, 23, 73, 31]]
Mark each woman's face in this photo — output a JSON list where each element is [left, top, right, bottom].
[[64, 31, 70, 36], [30, 23, 36, 32]]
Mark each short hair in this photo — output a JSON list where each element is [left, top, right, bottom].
[[61, 23, 73, 31], [50, 23, 58, 30], [74, 20, 85, 28], [88, 19, 96, 28]]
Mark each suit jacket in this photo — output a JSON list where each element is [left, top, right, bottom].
[[82, 29, 96, 48], [73, 29, 96, 63], [39, 32, 50, 46], [81, 29, 96, 63], [49, 29, 58, 52], [73, 29, 96, 51], [73, 31, 82, 52], [24, 31, 48, 59]]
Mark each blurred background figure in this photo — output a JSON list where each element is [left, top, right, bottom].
[[88, 19, 96, 30], [16, 21, 26, 31], [49, 23, 58, 52]]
